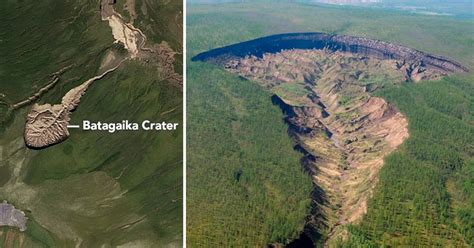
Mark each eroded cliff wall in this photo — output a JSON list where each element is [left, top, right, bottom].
[[193, 32, 468, 80]]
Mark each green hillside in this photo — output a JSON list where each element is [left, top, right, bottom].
[[187, 2, 473, 247]]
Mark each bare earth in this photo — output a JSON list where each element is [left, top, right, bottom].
[[225, 49, 414, 243], [0, 201, 27, 232], [24, 62, 123, 149]]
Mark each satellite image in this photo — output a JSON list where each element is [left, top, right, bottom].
[[0, 0, 182, 247], [1, 0, 473, 247], [187, 0, 473, 247]]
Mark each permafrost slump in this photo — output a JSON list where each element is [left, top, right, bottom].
[[24, 63, 123, 149], [193, 33, 468, 245], [24, 0, 182, 149], [193, 32, 468, 81]]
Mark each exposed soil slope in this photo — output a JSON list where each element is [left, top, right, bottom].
[[193, 32, 468, 81], [1, 0, 182, 247], [193, 33, 468, 245], [24, 63, 123, 149]]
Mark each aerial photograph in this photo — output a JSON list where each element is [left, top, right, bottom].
[[0, 0, 183, 247], [187, 0, 473, 247]]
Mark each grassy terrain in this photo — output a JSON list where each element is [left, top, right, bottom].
[[187, 3, 473, 66], [0, 0, 113, 104], [0, 0, 182, 247], [273, 83, 314, 106], [187, 2, 473, 247]]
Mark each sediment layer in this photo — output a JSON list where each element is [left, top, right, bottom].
[[193, 32, 468, 82], [222, 49, 410, 243], [101, 0, 182, 85]]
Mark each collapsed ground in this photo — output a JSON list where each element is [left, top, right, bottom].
[[194, 33, 468, 246]]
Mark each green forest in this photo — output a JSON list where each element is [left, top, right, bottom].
[[187, 61, 312, 246], [187, 2, 473, 247]]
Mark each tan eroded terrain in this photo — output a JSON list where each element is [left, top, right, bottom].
[[225, 49, 412, 243], [24, 62, 124, 149], [101, 0, 182, 84]]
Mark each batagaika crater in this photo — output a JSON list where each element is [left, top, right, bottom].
[[193, 32, 468, 245], [22, 0, 182, 149]]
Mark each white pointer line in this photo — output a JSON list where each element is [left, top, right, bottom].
[[67, 125, 81, 129]]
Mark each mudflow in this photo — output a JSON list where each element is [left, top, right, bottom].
[[24, 64, 122, 149]]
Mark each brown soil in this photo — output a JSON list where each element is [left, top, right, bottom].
[[225, 49, 410, 244], [24, 61, 124, 149], [193, 33, 468, 243]]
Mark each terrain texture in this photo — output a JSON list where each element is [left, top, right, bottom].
[[227, 49, 410, 243], [194, 33, 467, 245], [24, 64, 122, 148], [193, 32, 468, 80], [0, 0, 182, 247], [24, 0, 181, 149], [188, 3, 473, 246], [0, 202, 27, 232]]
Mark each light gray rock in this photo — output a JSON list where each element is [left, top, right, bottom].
[[0, 201, 27, 231]]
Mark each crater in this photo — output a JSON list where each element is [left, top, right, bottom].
[[24, 63, 123, 149], [193, 32, 468, 81], [193, 32, 468, 245]]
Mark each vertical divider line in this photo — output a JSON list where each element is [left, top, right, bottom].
[[183, 0, 187, 246]]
